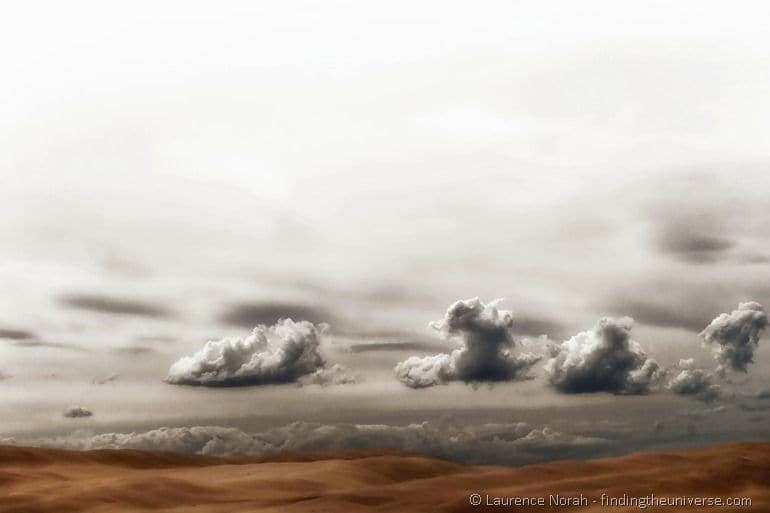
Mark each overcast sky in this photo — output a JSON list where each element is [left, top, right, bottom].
[[1, 1, 770, 462]]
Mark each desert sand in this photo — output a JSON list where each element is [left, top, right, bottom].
[[0, 442, 768, 512]]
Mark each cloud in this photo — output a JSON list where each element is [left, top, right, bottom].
[[0, 328, 35, 340], [700, 301, 768, 374], [348, 341, 443, 353], [544, 317, 664, 394], [394, 298, 542, 388], [17, 420, 609, 465], [63, 406, 93, 418], [219, 302, 332, 328], [657, 229, 734, 264], [11, 340, 85, 351], [58, 293, 172, 318], [111, 345, 156, 356], [648, 203, 736, 264], [667, 358, 721, 402], [166, 319, 349, 387], [134, 335, 178, 344]]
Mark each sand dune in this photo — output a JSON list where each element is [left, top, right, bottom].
[[0, 442, 768, 512]]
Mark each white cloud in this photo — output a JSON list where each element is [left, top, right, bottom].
[[545, 317, 664, 394], [166, 319, 347, 387]]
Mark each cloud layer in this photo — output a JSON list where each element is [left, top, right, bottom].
[[19, 420, 608, 466], [700, 302, 767, 375], [58, 293, 172, 318], [166, 319, 339, 387], [545, 317, 664, 394], [394, 298, 541, 388], [219, 302, 333, 328], [0, 328, 35, 340]]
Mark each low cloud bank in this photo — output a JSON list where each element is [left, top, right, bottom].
[[545, 317, 664, 394], [19, 421, 609, 465], [166, 320, 351, 387], [700, 302, 767, 375], [394, 298, 542, 388]]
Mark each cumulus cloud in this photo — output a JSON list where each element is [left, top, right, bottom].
[[667, 359, 721, 402], [63, 406, 93, 418], [166, 319, 349, 387], [16, 420, 609, 466], [700, 302, 767, 375], [544, 317, 664, 394], [394, 298, 542, 388]]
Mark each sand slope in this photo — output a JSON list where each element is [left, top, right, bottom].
[[0, 442, 768, 512]]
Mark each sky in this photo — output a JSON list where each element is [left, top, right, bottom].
[[1, 0, 770, 464]]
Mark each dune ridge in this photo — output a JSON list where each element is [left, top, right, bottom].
[[0, 441, 768, 512]]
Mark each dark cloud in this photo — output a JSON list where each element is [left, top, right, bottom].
[[58, 293, 172, 318], [545, 317, 664, 395], [0, 328, 35, 340], [257, 274, 435, 307], [134, 335, 178, 344], [657, 229, 734, 264], [219, 302, 332, 328], [647, 198, 737, 264], [349, 341, 443, 353], [12, 340, 85, 351], [394, 298, 542, 388], [111, 346, 156, 356], [21, 420, 609, 466], [166, 319, 351, 387], [667, 359, 721, 402], [63, 406, 93, 418], [334, 328, 423, 339], [700, 301, 767, 375]]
